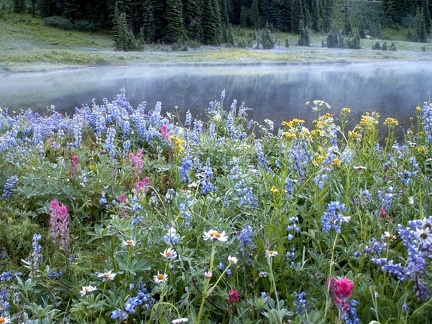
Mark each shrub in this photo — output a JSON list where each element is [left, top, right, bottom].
[[74, 20, 98, 32], [44, 16, 73, 30]]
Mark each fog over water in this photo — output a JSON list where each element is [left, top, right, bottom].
[[1, 62, 431, 133]]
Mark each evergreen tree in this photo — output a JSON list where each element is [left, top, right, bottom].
[[112, 8, 138, 51], [13, 0, 26, 13], [323, 0, 333, 33], [291, 0, 302, 33], [421, 0, 431, 35], [183, 0, 201, 40], [142, 0, 155, 43], [164, 0, 185, 43], [31, 0, 37, 17], [297, 19, 310, 46], [64, 0, 82, 22], [251, 0, 260, 29], [219, 0, 229, 26], [38, 0, 64, 18], [201, 0, 218, 44], [416, 7, 428, 42], [343, 0, 351, 36]]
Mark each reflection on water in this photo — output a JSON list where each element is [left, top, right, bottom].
[[1, 62, 431, 134]]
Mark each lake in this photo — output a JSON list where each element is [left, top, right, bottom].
[[1, 62, 431, 134]]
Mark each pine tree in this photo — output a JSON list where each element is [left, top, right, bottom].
[[421, 0, 431, 35], [219, 0, 229, 27], [297, 19, 310, 46], [291, 0, 302, 33], [142, 0, 155, 43], [183, 0, 201, 40], [13, 0, 26, 13], [416, 7, 428, 42], [343, 0, 351, 36], [38, 0, 64, 18], [112, 8, 137, 51], [164, 0, 185, 43], [202, 0, 218, 44], [64, 0, 82, 23], [251, 0, 260, 29], [323, 0, 333, 33]]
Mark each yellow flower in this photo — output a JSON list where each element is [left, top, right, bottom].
[[270, 186, 279, 193], [416, 106, 422, 111], [383, 117, 399, 127], [418, 146, 428, 154], [341, 107, 351, 116], [332, 158, 341, 167]]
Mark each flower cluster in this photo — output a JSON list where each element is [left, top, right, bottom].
[[49, 199, 70, 251]]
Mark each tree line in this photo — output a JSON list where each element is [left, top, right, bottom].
[[11, 0, 432, 48]]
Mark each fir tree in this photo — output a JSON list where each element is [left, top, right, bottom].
[[251, 0, 260, 29], [64, 0, 82, 23], [416, 7, 428, 42], [183, 0, 201, 40], [202, 0, 219, 44], [112, 8, 138, 51], [142, 0, 155, 43], [164, 0, 185, 43], [13, 0, 26, 13]]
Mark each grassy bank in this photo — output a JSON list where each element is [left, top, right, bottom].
[[1, 9, 432, 72]]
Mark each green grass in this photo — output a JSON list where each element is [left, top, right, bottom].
[[0, 7, 432, 71]]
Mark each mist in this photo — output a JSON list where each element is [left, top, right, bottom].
[[1, 62, 431, 133]]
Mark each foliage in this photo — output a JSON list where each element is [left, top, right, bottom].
[[1, 87, 432, 323], [43, 16, 73, 30]]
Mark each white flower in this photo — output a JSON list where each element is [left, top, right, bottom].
[[259, 271, 269, 277], [122, 239, 137, 247], [79, 285, 97, 296], [97, 270, 116, 280], [161, 247, 177, 259], [0, 316, 11, 323], [154, 272, 168, 284], [203, 230, 228, 242], [204, 271, 213, 278], [172, 318, 188, 324], [228, 255, 238, 265], [409, 196, 414, 205], [265, 250, 278, 257], [384, 231, 397, 241], [415, 228, 432, 245]]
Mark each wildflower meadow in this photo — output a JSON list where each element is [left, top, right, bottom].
[[1, 88, 432, 323]]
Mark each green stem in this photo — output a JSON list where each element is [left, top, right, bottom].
[[196, 242, 216, 324], [324, 232, 339, 320]]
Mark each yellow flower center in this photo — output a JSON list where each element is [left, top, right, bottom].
[[0, 318, 6, 323], [165, 251, 171, 257], [210, 231, 221, 238], [157, 274, 165, 280]]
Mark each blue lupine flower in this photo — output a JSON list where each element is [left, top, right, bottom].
[[179, 156, 193, 183], [293, 291, 307, 315], [184, 110, 192, 126], [422, 103, 432, 141], [321, 201, 348, 233], [236, 225, 254, 252], [2, 176, 18, 200], [104, 127, 117, 158], [200, 159, 215, 195], [342, 299, 360, 324]]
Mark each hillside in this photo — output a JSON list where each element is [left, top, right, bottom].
[[1, 3, 432, 72]]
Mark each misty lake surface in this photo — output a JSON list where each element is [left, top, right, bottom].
[[1, 62, 432, 133]]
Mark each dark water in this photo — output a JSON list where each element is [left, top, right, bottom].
[[1, 62, 431, 132]]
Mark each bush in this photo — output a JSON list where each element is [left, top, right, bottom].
[[389, 42, 397, 51], [372, 41, 381, 50], [74, 20, 98, 32], [44, 16, 73, 30]]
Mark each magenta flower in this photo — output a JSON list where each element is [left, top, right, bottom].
[[129, 148, 144, 175], [71, 155, 79, 177], [227, 289, 240, 304], [328, 277, 354, 319], [49, 200, 70, 251]]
